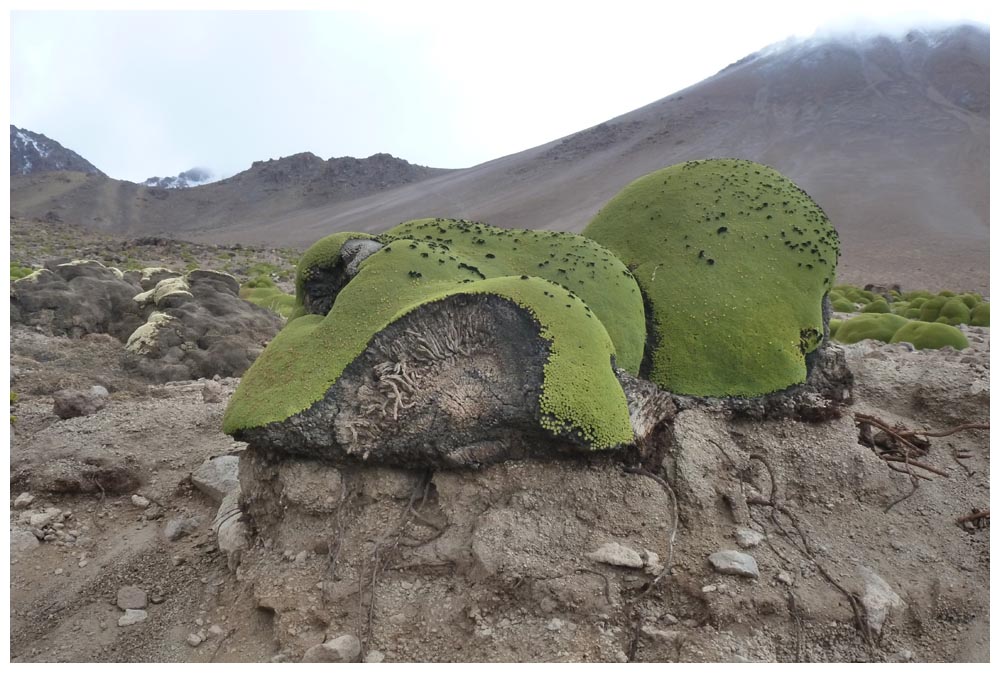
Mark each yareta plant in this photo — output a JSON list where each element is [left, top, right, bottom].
[[583, 158, 840, 397], [223, 219, 651, 467]]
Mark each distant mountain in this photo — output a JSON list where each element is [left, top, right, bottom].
[[9, 125, 104, 176], [143, 167, 214, 189], [10, 23, 989, 292], [10, 150, 452, 236]]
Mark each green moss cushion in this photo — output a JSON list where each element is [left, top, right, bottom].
[[937, 298, 971, 326], [831, 298, 857, 312], [380, 218, 646, 374], [828, 318, 843, 339], [918, 296, 948, 322], [833, 313, 908, 344], [583, 158, 840, 397], [861, 299, 891, 313], [970, 302, 989, 327], [224, 223, 643, 450], [890, 321, 969, 350], [241, 285, 296, 318]]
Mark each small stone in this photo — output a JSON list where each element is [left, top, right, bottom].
[[208, 624, 225, 638], [389, 613, 406, 625], [150, 594, 165, 604], [118, 609, 148, 627], [13, 492, 35, 509], [131, 495, 151, 508], [662, 613, 678, 625], [708, 550, 760, 579], [54, 568, 64, 575], [202, 380, 225, 404], [53, 386, 108, 419], [365, 650, 385, 663], [301, 634, 361, 663], [857, 566, 904, 634], [734, 527, 764, 549], [585, 542, 644, 568], [78, 559, 88, 568], [186, 633, 204, 647], [164, 517, 199, 541], [294, 550, 308, 564], [191, 455, 240, 503], [195, 617, 204, 626], [777, 571, 794, 586], [10, 529, 40, 555], [29, 508, 61, 529], [172, 556, 185, 566], [546, 618, 564, 631], [117, 585, 148, 610], [702, 584, 717, 593]]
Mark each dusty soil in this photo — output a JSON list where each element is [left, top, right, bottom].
[[8, 311, 990, 662]]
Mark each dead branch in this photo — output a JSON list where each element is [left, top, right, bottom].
[[956, 509, 989, 525]]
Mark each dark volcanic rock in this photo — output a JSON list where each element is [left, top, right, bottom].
[[124, 269, 283, 382], [11, 260, 147, 340]]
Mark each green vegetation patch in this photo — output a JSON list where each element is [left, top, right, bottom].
[[832, 313, 908, 344], [380, 218, 645, 373], [890, 321, 969, 350], [970, 302, 989, 327], [583, 159, 840, 397], [224, 231, 638, 450], [241, 285, 296, 319], [10, 262, 34, 280], [861, 299, 891, 314]]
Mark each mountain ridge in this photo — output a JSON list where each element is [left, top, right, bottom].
[[10, 23, 988, 291]]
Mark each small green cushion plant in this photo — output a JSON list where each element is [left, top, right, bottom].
[[890, 321, 969, 350], [832, 313, 908, 344]]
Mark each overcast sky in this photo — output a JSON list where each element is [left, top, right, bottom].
[[9, 1, 990, 183]]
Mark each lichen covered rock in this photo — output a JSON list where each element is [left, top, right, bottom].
[[584, 159, 840, 397]]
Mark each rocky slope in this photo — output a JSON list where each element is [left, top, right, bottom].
[[10, 125, 104, 177], [9, 25, 988, 295]]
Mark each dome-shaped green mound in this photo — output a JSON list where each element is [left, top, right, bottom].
[[918, 296, 949, 322], [938, 298, 972, 326], [832, 313, 908, 344], [223, 220, 644, 451], [970, 302, 989, 327], [828, 318, 843, 339], [831, 298, 857, 312], [890, 321, 969, 350], [583, 158, 840, 397], [240, 284, 296, 318], [861, 299, 891, 314]]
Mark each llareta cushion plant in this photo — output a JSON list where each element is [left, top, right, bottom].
[[224, 160, 842, 467], [583, 159, 839, 397], [224, 219, 646, 467]]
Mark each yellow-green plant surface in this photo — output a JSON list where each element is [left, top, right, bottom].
[[584, 159, 839, 397]]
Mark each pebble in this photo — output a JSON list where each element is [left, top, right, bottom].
[[208, 624, 225, 638], [118, 609, 148, 627], [365, 650, 385, 663], [54, 568, 64, 575], [301, 634, 361, 663], [294, 550, 308, 564], [118, 585, 148, 610], [708, 550, 760, 579], [78, 559, 88, 568], [585, 542, 644, 568], [172, 556, 185, 566], [13, 492, 35, 509], [777, 571, 794, 586], [164, 517, 199, 541], [187, 633, 204, 647], [546, 618, 564, 631], [735, 527, 765, 549], [131, 495, 151, 508]]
